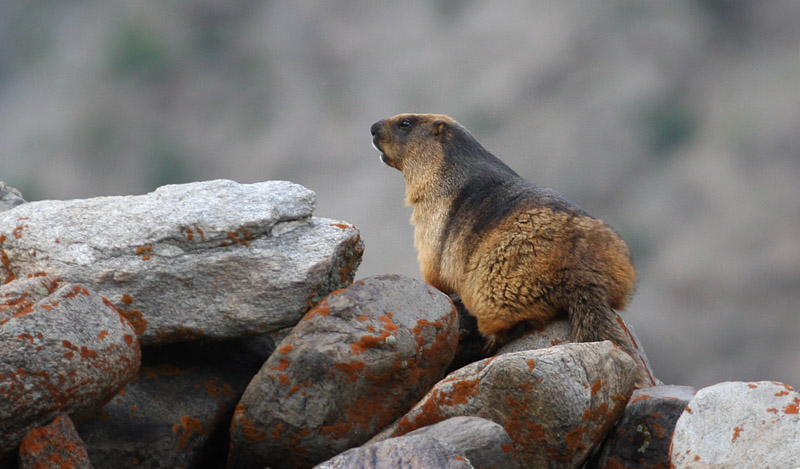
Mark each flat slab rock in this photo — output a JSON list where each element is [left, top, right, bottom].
[[0, 179, 363, 345], [373, 340, 638, 469], [497, 316, 659, 388], [315, 416, 519, 469], [0, 277, 141, 456], [228, 274, 459, 469], [670, 380, 800, 468]]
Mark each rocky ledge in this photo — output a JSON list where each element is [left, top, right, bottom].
[[1, 180, 797, 469]]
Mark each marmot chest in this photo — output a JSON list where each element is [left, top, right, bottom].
[[409, 201, 465, 294]]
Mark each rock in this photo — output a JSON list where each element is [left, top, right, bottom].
[[498, 317, 660, 388], [0, 180, 363, 345], [77, 335, 274, 469], [315, 416, 518, 469], [18, 414, 93, 469], [228, 274, 459, 469], [595, 385, 695, 468], [373, 341, 638, 468], [0, 182, 25, 212], [0, 276, 141, 456], [670, 381, 800, 468], [449, 295, 659, 388], [495, 318, 572, 353]]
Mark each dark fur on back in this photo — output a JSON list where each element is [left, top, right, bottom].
[[438, 126, 588, 267]]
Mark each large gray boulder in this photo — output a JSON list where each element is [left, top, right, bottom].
[[372, 341, 638, 468], [670, 381, 800, 468], [0, 180, 363, 345], [228, 274, 459, 469], [0, 276, 141, 456]]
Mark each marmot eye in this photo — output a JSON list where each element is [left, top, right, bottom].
[[399, 118, 413, 129]]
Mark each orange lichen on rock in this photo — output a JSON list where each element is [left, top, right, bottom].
[[333, 360, 366, 382], [172, 416, 204, 450], [119, 309, 147, 335], [12, 224, 26, 239], [785, 397, 800, 414], [591, 378, 603, 396], [201, 378, 236, 399], [135, 245, 152, 260], [350, 331, 392, 355], [220, 227, 253, 247], [18, 414, 91, 469], [234, 403, 267, 444], [154, 326, 204, 343], [303, 297, 332, 320], [1, 246, 15, 284], [393, 375, 481, 436]]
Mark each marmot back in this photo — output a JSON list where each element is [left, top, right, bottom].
[[371, 113, 641, 379]]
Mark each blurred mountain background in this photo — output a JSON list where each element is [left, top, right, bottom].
[[1, 1, 798, 388]]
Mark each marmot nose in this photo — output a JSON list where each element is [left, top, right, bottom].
[[370, 120, 384, 136]]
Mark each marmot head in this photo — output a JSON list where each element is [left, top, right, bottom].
[[370, 113, 458, 174]]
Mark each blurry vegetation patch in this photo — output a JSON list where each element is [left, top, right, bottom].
[[640, 95, 697, 158], [146, 135, 191, 189], [0, 2, 53, 79], [692, 0, 752, 31], [433, 0, 474, 20], [106, 16, 173, 81]]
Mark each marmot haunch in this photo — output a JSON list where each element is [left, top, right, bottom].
[[371, 113, 640, 363]]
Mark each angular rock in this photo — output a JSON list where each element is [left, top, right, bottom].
[[316, 416, 518, 469], [228, 274, 459, 469], [670, 381, 800, 468], [498, 317, 660, 388], [373, 341, 638, 468], [450, 295, 658, 388], [0, 277, 141, 456], [595, 385, 695, 468], [0, 182, 25, 212], [19, 414, 93, 469], [0, 180, 363, 344], [77, 335, 274, 469]]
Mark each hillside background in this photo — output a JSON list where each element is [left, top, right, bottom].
[[1, 1, 798, 388]]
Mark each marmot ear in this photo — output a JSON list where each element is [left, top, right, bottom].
[[432, 120, 450, 140]]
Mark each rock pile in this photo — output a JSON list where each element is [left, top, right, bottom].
[[1, 180, 797, 468]]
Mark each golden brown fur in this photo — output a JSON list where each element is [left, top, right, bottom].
[[371, 113, 640, 372]]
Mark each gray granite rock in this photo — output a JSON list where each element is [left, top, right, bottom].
[[228, 274, 459, 469], [372, 341, 638, 468], [0, 277, 141, 456], [19, 414, 94, 469], [670, 381, 800, 468], [315, 416, 518, 469], [0, 180, 363, 345]]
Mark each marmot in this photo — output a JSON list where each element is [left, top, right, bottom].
[[371, 113, 640, 364]]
